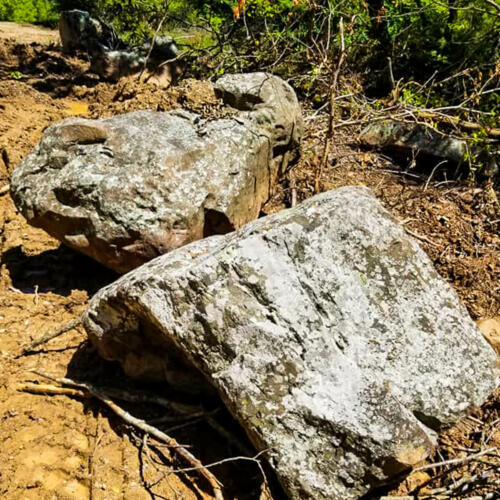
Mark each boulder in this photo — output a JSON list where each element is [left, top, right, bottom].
[[360, 119, 466, 162], [59, 10, 124, 54], [10, 74, 303, 273], [83, 186, 498, 499], [359, 119, 498, 178], [88, 36, 181, 85], [59, 10, 181, 85]]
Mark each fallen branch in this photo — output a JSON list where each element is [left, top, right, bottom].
[[0, 183, 9, 196], [413, 447, 497, 473], [168, 449, 270, 493], [17, 317, 82, 357], [30, 371, 224, 500], [416, 109, 500, 138], [333, 107, 500, 138], [24, 371, 203, 415], [17, 382, 88, 398], [425, 468, 498, 497]]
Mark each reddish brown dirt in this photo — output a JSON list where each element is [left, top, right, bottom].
[[0, 23, 498, 500]]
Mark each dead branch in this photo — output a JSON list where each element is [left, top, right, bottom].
[[315, 17, 345, 194], [334, 107, 500, 138], [30, 371, 224, 500], [17, 382, 88, 398], [416, 109, 500, 138], [168, 449, 270, 492], [17, 317, 82, 357], [25, 370, 203, 415], [425, 468, 498, 497], [0, 183, 9, 196], [413, 447, 498, 473]]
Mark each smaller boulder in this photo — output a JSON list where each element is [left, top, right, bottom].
[[59, 10, 123, 54], [59, 10, 181, 86], [359, 119, 499, 179], [360, 120, 465, 163]]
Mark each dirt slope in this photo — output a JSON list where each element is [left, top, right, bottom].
[[0, 23, 498, 500]]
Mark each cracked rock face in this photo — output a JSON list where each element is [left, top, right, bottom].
[[10, 73, 303, 273], [83, 186, 498, 499]]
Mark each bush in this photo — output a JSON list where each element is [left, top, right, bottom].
[[0, 0, 59, 26]]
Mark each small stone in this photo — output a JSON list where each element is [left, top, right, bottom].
[[477, 317, 500, 355]]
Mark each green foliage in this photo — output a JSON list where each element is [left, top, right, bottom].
[[8, 70, 25, 79], [0, 0, 59, 26]]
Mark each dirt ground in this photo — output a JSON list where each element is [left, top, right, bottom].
[[0, 22, 498, 500]]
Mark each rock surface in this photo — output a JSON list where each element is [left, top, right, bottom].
[[59, 10, 124, 54], [83, 186, 498, 499], [59, 10, 180, 85], [11, 74, 303, 273], [359, 119, 499, 178], [215, 73, 303, 156]]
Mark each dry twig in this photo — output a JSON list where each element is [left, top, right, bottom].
[[413, 447, 497, 473], [29, 371, 224, 500], [17, 382, 87, 398], [17, 317, 82, 357]]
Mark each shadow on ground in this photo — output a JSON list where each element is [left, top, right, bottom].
[[2, 244, 118, 295], [65, 341, 286, 500]]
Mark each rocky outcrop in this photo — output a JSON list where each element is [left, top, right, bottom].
[[10, 73, 303, 273], [59, 10, 180, 85], [359, 120, 498, 178], [83, 186, 498, 499], [59, 10, 125, 54]]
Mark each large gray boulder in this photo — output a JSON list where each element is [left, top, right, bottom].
[[10, 74, 303, 273], [83, 186, 498, 499]]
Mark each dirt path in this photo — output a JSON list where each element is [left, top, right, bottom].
[[0, 22, 59, 44], [0, 23, 498, 500]]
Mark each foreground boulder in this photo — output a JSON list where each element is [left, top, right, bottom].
[[83, 186, 498, 499], [11, 73, 303, 273]]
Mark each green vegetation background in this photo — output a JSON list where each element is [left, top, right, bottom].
[[0, 1, 498, 121]]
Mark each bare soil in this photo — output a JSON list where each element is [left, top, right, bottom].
[[0, 22, 498, 500]]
